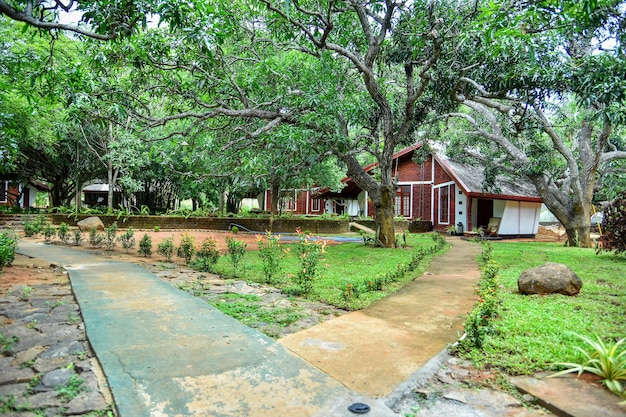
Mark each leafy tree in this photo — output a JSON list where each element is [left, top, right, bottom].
[[97, 0, 464, 247], [0, 0, 163, 40], [0, 17, 104, 207], [444, 0, 626, 247]]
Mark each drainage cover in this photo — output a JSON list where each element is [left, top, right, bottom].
[[348, 402, 370, 414]]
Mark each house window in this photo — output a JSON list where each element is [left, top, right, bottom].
[[438, 185, 450, 224], [281, 197, 296, 211], [312, 198, 321, 212], [0, 182, 7, 203], [394, 185, 411, 217]]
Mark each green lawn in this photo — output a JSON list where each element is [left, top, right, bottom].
[[210, 232, 446, 310], [462, 241, 626, 376]]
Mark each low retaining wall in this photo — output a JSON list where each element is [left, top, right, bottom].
[[2, 214, 413, 235], [44, 214, 351, 234]]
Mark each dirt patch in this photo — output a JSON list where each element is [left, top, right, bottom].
[[1, 254, 67, 295]]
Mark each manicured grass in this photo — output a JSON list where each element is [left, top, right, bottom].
[[211, 233, 446, 310], [462, 241, 626, 376]]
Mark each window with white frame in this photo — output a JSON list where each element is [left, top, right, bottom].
[[281, 197, 296, 211], [438, 185, 450, 224], [394, 185, 411, 217], [311, 198, 321, 212]]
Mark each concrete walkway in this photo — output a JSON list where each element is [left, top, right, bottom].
[[279, 237, 481, 398], [17, 241, 396, 417]]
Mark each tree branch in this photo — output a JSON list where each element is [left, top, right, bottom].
[[0, 0, 119, 40]]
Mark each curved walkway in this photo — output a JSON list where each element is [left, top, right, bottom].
[[17, 237, 482, 417], [279, 236, 481, 397]]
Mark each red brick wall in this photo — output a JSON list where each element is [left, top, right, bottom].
[[411, 183, 432, 221], [264, 190, 326, 215], [0, 183, 20, 207], [395, 155, 434, 182]]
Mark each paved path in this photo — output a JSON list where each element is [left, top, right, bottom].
[[279, 237, 481, 398], [18, 241, 396, 417]]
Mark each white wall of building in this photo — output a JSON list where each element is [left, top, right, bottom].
[[499, 201, 541, 235], [456, 190, 468, 233]]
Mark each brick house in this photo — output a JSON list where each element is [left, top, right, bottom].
[[317, 144, 543, 237]]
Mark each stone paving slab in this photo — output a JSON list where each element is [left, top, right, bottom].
[[19, 242, 397, 417], [511, 375, 626, 417]]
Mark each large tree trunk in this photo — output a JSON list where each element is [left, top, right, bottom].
[[374, 185, 396, 247], [558, 206, 592, 248], [342, 153, 397, 247], [270, 179, 280, 216], [540, 190, 593, 247]]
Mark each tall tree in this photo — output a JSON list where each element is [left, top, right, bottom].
[[104, 0, 461, 246], [0, 17, 104, 206], [0, 0, 163, 40], [444, 0, 626, 247]]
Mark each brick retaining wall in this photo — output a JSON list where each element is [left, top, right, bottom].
[[1, 214, 351, 234], [2, 214, 412, 235]]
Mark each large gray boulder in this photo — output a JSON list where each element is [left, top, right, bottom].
[[518, 262, 582, 296], [77, 216, 105, 232]]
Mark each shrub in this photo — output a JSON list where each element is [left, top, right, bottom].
[[154, 226, 160, 232], [257, 232, 283, 284], [88, 227, 104, 248], [72, 229, 84, 246], [457, 242, 500, 352], [597, 191, 626, 254], [57, 223, 71, 244], [138, 234, 152, 257], [118, 227, 136, 253], [43, 223, 56, 241], [157, 237, 175, 261], [194, 237, 220, 272], [23, 216, 46, 237], [176, 233, 196, 263], [0, 231, 18, 271], [225, 234, 247, 278], [104, 222, 118, 251], [293, 228, 325, 295]]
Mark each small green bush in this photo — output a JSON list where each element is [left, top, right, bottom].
[[104, 222, 118, 251], [23, 216, 45, 237], [257, 232, 283, 283], [293, 228, 325, 295], [57, 223, 71, 244], [193, 237, 219, 272], [157, 236, 175, 261], [138, 234, 152, 257], [88, 227, 104, 247], [23, 222, 38, 237], [0, 231, 19, 271], [118, 227, 136, 252], [43, 223, 56, 241], [177, 233, 196, 263], [225, 234, 247, 278], [72, 229, 84, 246]]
